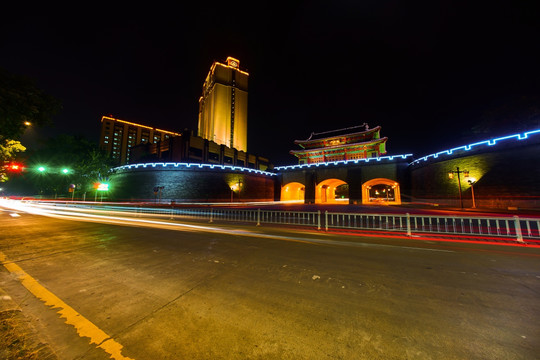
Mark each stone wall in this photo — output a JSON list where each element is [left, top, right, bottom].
[[109, 165, 276, 203], [409, 141, 540, 209]]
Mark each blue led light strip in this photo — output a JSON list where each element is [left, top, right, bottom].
[[113, 162, 277, 176], [274, 154, 413, 170], [410, 129, 540, 165]]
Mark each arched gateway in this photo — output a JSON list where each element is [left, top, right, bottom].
[[316, 179, 348, 203], [281, 182, 305, 202], [362, 178, 401, 205]]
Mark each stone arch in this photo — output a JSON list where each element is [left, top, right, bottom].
[[362, 178, 401, 205], [316, 178, 348, 204], [281, 182, 305, 201]]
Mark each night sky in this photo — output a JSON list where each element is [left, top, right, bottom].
[[2, 2, 539, 165]]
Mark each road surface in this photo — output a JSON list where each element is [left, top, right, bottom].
[[1, 204, 539, 359]]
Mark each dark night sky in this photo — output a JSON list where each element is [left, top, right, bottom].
[[2, 2, 540, 165]]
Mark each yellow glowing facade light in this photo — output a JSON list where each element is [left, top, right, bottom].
[[209, 58, 250, 76], [100, 116, 182, 136], [199, 57, 249, 152]]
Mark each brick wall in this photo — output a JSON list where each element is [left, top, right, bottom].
[[410, 142, 540, 209], [109, 167, 276, 202]]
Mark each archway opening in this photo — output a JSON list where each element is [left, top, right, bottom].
[[362, 178, 401, 205], [281, 182, 305, 202], [316, 179, 348, 204]]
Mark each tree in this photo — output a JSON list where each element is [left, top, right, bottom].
[[0, 140, 26, 182], [0, 68, 62, 140], [22, 135, 115, 197], [0, 68, 62, 182]]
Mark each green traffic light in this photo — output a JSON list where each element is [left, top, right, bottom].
[[62, 168, 69, 174], [38, 166, 46, 172]]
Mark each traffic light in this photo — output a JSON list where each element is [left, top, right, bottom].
[[93, 182, 109, 191], [6, 162, 24, 172]]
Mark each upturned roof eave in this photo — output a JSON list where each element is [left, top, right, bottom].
[[290, 137, 388, 154], [293, 125, 381, 145]]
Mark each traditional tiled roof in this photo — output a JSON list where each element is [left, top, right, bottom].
[[290, 137, 387, 155], [294, 125, 381, 149]]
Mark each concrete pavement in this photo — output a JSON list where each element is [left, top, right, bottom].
[[1, 206, 540, 359]]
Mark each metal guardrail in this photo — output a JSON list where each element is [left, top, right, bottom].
[[29, 202, 540, 244], [325, 211, 540, 243]]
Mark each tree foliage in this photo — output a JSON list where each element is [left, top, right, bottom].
[[31, 135, 115, 195], [0, 67, 62, 141], [4, 135, 115, 197], [0, 68, 62, 182], [0, 140, 26, 182]]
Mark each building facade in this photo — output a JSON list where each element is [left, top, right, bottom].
[[290, 124, 387, 164], [129, 130, 271, 171], [99, 116, 182, 166], [197, 57, 249, 152]]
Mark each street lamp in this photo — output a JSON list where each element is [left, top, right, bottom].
[[468, 179, 477, 208], [230, 182, 241, 202]]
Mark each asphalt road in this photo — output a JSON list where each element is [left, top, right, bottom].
[[1, 206, 539, 359]]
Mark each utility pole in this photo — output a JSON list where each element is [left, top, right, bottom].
[[448, 167, 465, 209]]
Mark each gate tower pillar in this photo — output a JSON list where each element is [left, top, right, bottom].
[[347, 167, 363, 205], [304, 171, 317, 204]]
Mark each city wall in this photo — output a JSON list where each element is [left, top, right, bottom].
[[109, 164, 277, 202], [409, 137, 540, 209]]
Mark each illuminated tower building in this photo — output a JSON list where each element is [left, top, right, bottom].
[[198, 57, 249, 152]]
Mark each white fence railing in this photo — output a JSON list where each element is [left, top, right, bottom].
[[26, 202, 540, 244], [324, 211, 540, 243]]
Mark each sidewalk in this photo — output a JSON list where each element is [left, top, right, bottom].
[[0, 286, 57, 359]]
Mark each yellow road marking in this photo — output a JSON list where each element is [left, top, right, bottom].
[[0, 251, 134, 360]]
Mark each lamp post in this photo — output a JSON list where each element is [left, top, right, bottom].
[[230, 182, 241, 202], [468, 179, 477, 208], [69, 184, 76, 201], [448, 167, 466, 209], [230, 184, 237, 202]]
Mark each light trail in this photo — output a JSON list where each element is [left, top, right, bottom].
[[1, 199, 452, 253]]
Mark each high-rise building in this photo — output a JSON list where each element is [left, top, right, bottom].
[[198, 57, 248, 152], [99, 116, 181, 165]]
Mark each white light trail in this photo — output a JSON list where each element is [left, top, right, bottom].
[[0, 199, 452, 253]]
